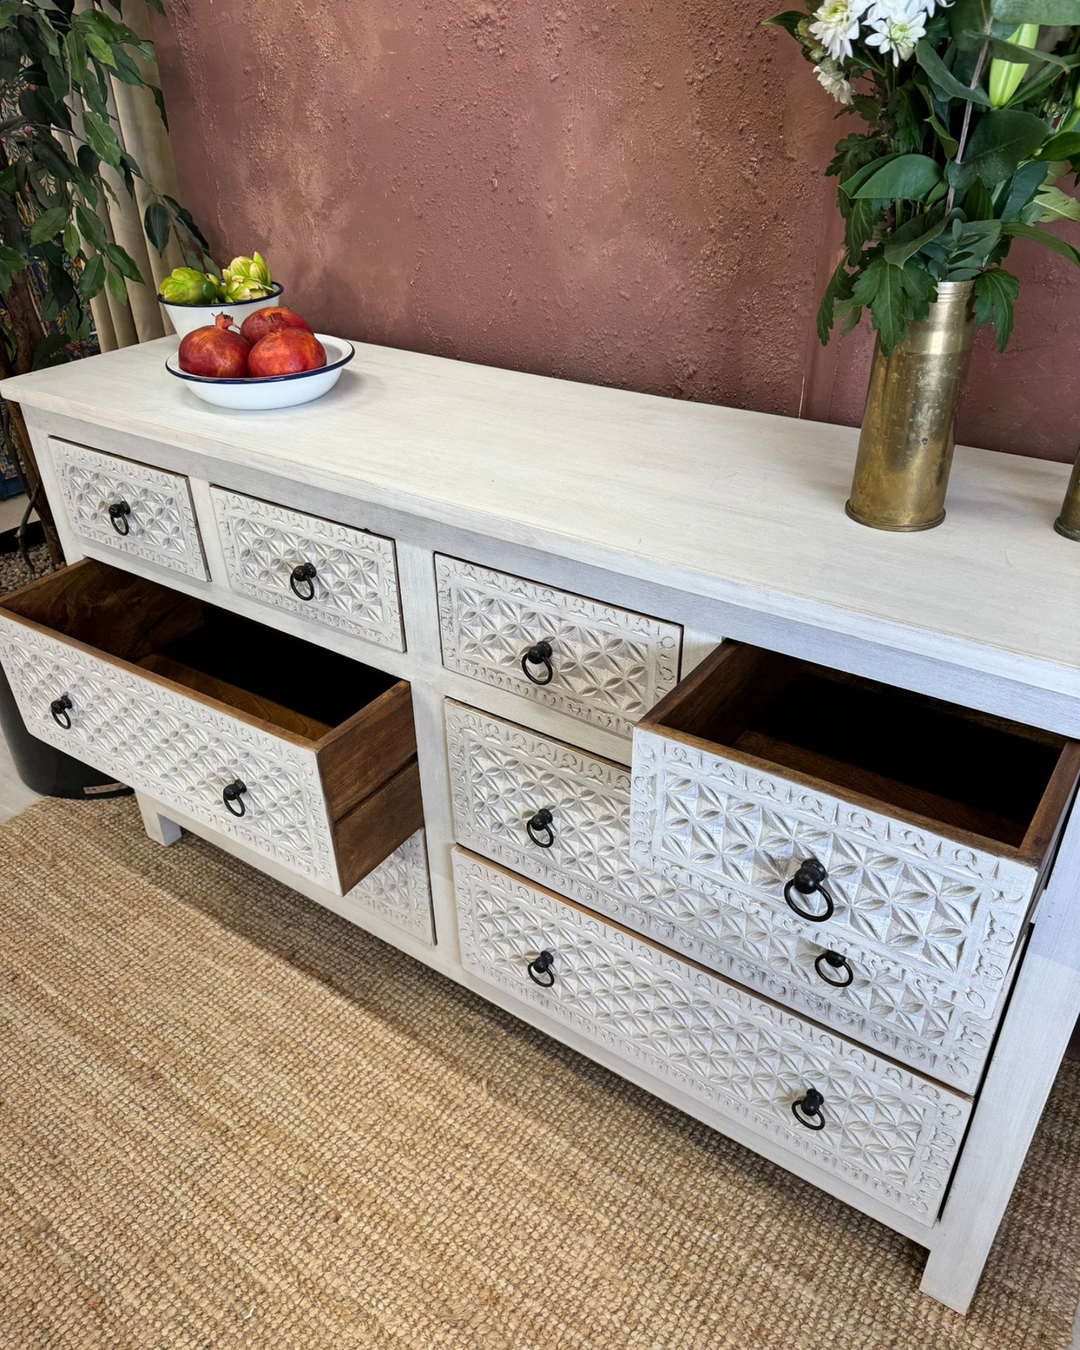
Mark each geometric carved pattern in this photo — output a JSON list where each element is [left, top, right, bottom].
[[445, 703, 1010, 1091], [435, 555, 682, 740], [631, 728, 1036, 1004], [0, 617, 341, 892], [52, 440, 209, 580], [453, 849, 970, 1226], [341, 829, 434, 942], [211, 489, 404, 651]]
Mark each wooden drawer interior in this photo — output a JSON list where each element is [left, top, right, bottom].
[[643, 641, 1080, 867], [1, 560, 422, 889]]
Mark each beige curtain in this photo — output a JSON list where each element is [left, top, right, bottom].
[[73, 0, 187, 349]]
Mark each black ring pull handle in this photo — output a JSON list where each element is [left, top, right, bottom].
[[792, 1088, 826, 1131], [521, 640, 554, 685], [222, 779, 248, 817], [108, 500, 131, 536], [783, 857, 835, 923], [289, 561, 317, 601], [50, 694, 73, 729], [527, 949, 556, 987], [526, 808, 555, 849], [814, 950, 854, 988]]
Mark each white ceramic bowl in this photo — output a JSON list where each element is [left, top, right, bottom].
[[159, 282, 283, 339], [166, 334, 354, 410]]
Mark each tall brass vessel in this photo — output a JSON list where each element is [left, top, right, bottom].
[[846, 280, 975, 532], [1054, 452, 1080, 542]]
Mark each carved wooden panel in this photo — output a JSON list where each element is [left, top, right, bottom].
[[435, 555, 681, 739], [454, 850, 969, 1227], [0, 618, 340, 890], [344, 830, 434, 942], [446, 702, 1010, 1090], [211, 489, 404, 651], [51, 440, 208, 580], [631, 730, 1037, 990]]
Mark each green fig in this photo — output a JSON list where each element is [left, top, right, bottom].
[[158, 267, 220, 305], [222, 251, 273, 298]]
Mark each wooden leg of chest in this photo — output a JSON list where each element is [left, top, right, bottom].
[[920, 792, 1080, 1313], [137, 792, 183, 847]]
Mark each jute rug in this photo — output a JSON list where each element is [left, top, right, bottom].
[[1, 796, 1078, 1350]]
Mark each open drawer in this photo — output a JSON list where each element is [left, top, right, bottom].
[[630, 641, 1080, 1018], [0, 560, 422, 895]]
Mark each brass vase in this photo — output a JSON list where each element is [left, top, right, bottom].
[[1054, 452, 1080, 542], [846, 280, 975, 532]]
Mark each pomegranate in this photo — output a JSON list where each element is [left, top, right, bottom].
[[178, 313, 250, 378], [239, 305, 313, 346], [248, 328, 326, 377]]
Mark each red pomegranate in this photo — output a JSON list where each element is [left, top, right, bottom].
[[178, 313, 249, 378], [239, 305, 314, 346], [248, 328, 326, 377]]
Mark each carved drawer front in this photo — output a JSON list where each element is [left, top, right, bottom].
[[445, 700, 1011, 1091], [210, 489, 404, 652], [436, 555, 682, 740], [453, 850, 970, 1227], [341, 830, 434, 944], [631, 642, 1080, 1055], [0, 561, 423, 897], [51, 439, 208, 580]]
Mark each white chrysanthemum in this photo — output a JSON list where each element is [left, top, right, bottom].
[[815, 58, 854, 104], [864, 0, 928, 62], [809, 0, 869, 63]]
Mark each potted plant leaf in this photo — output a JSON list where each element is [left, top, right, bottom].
[[766, 0, 1080, 530]]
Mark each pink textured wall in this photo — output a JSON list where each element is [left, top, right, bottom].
[[153, 1, 1080, 462]]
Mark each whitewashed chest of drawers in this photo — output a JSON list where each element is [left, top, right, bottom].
[[3, 338, 1080, 1317]]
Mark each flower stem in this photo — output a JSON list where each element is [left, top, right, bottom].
[[945, 3, 995, 213]]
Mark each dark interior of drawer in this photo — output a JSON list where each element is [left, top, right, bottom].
[[1, 560, 396, 741], [665, 644, 1074, 851]]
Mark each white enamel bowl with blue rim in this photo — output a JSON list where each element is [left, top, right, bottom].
[[159, 281, 284, 339], [166, 334, 355, 410]]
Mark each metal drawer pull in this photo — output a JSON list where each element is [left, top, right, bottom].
[[527, 949, 556, 987], [526, 808, 555, 848], [783, 857, 835, 923], [289, 561, 317, 601], [814, 950, 854, 988], [50, 694, 73, 729], [222, 779, 248, 817], [792, 1088, 826, 1131], [521, 639, 554, 685], [107, 501, 131, 535]]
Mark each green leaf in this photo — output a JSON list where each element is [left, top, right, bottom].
[[854, 154, 944, 201], [104, 242, 143, 283], [883, 212, 947, 266], [949, 109, 1049, 189], [85, 33, 116, 67], [827, 133, 887, 183], [74, 202, 107, 251], [77, 253, 106, 299], [144, 202, 171, 255], [105, 269, 128, 304], [817, 260, 855, 345], [850, 256, 939, 354], [973, 267, 1021, 351], [82, 109, 122, 169], [998, 159, 1049, 219], [840, 151, 900, 196], [1036, 131, 1080, 162], [992, 0, 1080, 21], [0, 245, 28, 273], [979, 34, 1080, 69], [1002, 218, 1080, 265], [925, 111, 959, 157], [28, 205, 69, 245], [762, 10, 806, 35], [165, 196, 210, 251], [150, 85, 168, 129], [916, 39, 991, 105], [844, 197, 881, 261], [62, 222, 80, 260], [1027, 184, 1080, 222]]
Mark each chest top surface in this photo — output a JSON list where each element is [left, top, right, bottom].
[[2, 338, 1076, 698]]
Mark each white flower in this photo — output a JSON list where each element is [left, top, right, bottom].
[[864, 0, 927, 63], [815, 58, 854, 104], [809, 0, 869, 62]]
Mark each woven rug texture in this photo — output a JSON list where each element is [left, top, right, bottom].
[[0, 795, 1078, 1350]]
